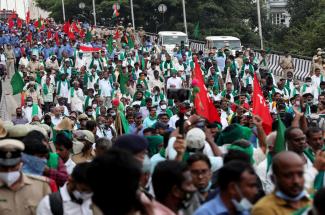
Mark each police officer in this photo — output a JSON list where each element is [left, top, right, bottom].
[[0, 139, 52, 215]]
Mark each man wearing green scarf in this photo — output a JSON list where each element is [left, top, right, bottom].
[[42, 76, 55, 113], [68, 81, 84, 113], [143, 107, 157, 128], [22, 96, 42, 123], [305, 127, 325, 190], [89, 52, 103, 71], [56, 73, 70, 106]]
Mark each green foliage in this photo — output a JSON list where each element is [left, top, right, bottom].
[[36, 0, 261, 47]]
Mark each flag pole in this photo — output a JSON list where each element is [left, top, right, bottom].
[[257, 0, 264, 50], [130, 0, 135, 30], [92, 0, 97, 26], [181, 0, 188, 35], [61, 0, 66, 22]]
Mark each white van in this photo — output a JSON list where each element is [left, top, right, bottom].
[[205, 36, 242, 54], [158, 31, 189, 54]]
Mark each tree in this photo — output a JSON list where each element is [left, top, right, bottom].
[[36, 0, 261, 47]]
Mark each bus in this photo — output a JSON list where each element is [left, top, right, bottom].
[[158, 31, 189, 54]]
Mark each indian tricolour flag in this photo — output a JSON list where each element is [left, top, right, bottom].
[[112, 4, 120, 18]]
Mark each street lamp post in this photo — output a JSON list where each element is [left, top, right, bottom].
[[158, 4, 167, 24], [257, 0, 264, 49], [92, 0, 97, 26], [78, 2, 85, 23], [61, 0, 66, 22], [182, 0, 188, 35], [130, 0, 135, 30]]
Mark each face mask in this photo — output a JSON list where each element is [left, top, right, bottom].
[[110, 112, 116, 116], [232, 198, 253, 212], [0, 171, 21, 187], [153, 92, 158, 96], [275, 190, 307, 202], [92, 104, 97, 109], [231, 184, 253, 212], [99, 124, 105, 129], [87, 112, 93, 116], [306, 82, 311, 87], [27, 101, 32, 106], [72, 190, 93, 201], [199, 181, 212, 193], [160, 104, 167, 110]]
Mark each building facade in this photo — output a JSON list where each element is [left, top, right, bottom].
[[266, 0, 290, 27]]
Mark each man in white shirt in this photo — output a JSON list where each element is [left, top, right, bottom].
[[75, 52, 87, 70], [22, 96, 42, 123], [311, 67, 324, 88], [98, 71, 113, 107], [51, 107, 63, 126], [166, 70, 182, 89], [69, 81, 84, 113], [19, 53, 29, 68], [56, 73, 70, 106], [37, 163, 94, 215]]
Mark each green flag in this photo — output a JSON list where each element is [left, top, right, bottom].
[[107, 36, 113, 53], [274, 116, 286, 154], [38, 17, 42, 29], [127, 36, 134, 49], [11, 71, 24, 95], [193, 22, 200, 39], [85, 30, 92, 43]]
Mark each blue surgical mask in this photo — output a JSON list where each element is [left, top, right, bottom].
[[275, 190, 307, 202], [231, 184, 253, 212], [199, 181, 212, 193]]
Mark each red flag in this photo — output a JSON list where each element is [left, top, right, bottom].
[[17, 18, 22, 28], [79, 46, 102, 52], [193, 60, 221, 123], [63, 21, 70, 34], [8, 19, 14, 29], [54, 32, 60, 45], [47, 31, 52, 39], [79, 29, 85, 38], [113, 30, 119, 39], [252, 74, 272, 134], [71, 22, 80, 34], [26, 11, 30, 24], [26, 32, 32, 43]]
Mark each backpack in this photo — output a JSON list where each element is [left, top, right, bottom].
[[49, 191, 63, 215]]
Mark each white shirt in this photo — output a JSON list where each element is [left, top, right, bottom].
[[23, 105, 42, 123], [36, 183, 93, 215], [65, 158, 76, 175], [166, 77, 182, 89], [56, 81, 70, 98], [258, 154, 318, 194], [51, 116, 62, 127], [311, 74, 322, 88], [98, 78, 112, 97], [55, 104, 69, 116], [19, 57, 29, 67], [75, 57, 87, 70]]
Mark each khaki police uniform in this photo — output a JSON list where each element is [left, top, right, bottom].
[[0, 174, 52, 215], [0, 139, 52, 215]]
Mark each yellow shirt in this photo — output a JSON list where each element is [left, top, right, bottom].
[[252, 192, 311, 215]]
